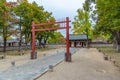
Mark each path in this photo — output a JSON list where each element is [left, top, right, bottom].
[[0, 48, 64, 72], [36, 48, 120, 80], [0, 48, 78, 80]]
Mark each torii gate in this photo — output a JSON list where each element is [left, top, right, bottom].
[[31, 17, 71, 62]]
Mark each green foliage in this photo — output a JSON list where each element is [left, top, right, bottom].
[[92, 0, 120, 52], [48, 32, 65, 44], [12, 1, 56, 44], [91, 0, 120, 42], [0, 0, 16, 52], [72, 0, 93, 39], [0, 0, 6, 28], [95, 0, 120, 32], [0, 0, 15, 36]]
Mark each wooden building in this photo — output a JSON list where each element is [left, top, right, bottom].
[[69, 34, 91, 47]]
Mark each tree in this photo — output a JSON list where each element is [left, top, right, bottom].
[[94, 0, 120, 52], [72, 0, 93, 47], [48, 32, 65, 44], [0, 0, 16, 58], [12, 1, 57, 49], [13, 1, 44, 46], [35, 14, 57, 48]]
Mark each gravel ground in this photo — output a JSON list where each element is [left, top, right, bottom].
[[36, 48, 120, 80]]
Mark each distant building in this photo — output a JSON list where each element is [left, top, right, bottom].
[[0, 39, 20, 47], [69, 34, 91, 47], [0, 37, 20, 47]]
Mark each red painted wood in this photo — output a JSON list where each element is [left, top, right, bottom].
[[66, 17, 71, 62], [34, 27, 66, 31], [31, 22, 35, 59], [31, 17, 71, 61], [34, 21, 70, 26]]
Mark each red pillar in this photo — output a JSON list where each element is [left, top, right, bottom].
[[66, 17, 71, 62], [31, 22, 35, 59]]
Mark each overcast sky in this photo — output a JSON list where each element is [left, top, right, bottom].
[[7, 0, 85, 36], [29, 0, 85, 21]]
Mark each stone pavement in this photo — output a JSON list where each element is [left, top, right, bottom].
[[0, 48, 78, 80], [36, 48, 120, 80]]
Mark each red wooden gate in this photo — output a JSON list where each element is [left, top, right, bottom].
[[31, 17, 71, 62]]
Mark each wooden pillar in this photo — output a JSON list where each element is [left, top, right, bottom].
[[74, 41, 76, 47], [31, 22, 35, 59], [82, 42, 83, 47], [65, 17, 71, 62], [70, 41, 71, 47], [80, 41, 82, 47]]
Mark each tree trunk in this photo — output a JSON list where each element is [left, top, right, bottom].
[[113, 36, 117, 48], [3, 26, 7, 58], [3, 36, 7, 58], [44, 35, 49, 48], [116, 31, 120, 52], [18, 17, 22, 52], [86, 28, 89, 48], [116, 45, 120, 52], [38, 36, 43, 48], [25, 29, 28, 50], [39, 39, 42, 48], [86, 34, 89, 48], [113, 31, 120, 52]]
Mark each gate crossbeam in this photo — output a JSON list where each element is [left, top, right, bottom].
[[34, 21, 68, 26], [34, 27, 68, 32]]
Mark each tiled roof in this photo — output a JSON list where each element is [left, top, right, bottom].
[[69, 34, 87, 40], [0, 39, 19, 43]]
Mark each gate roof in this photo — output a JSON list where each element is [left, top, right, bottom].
[[69, 34, 87, 41]]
